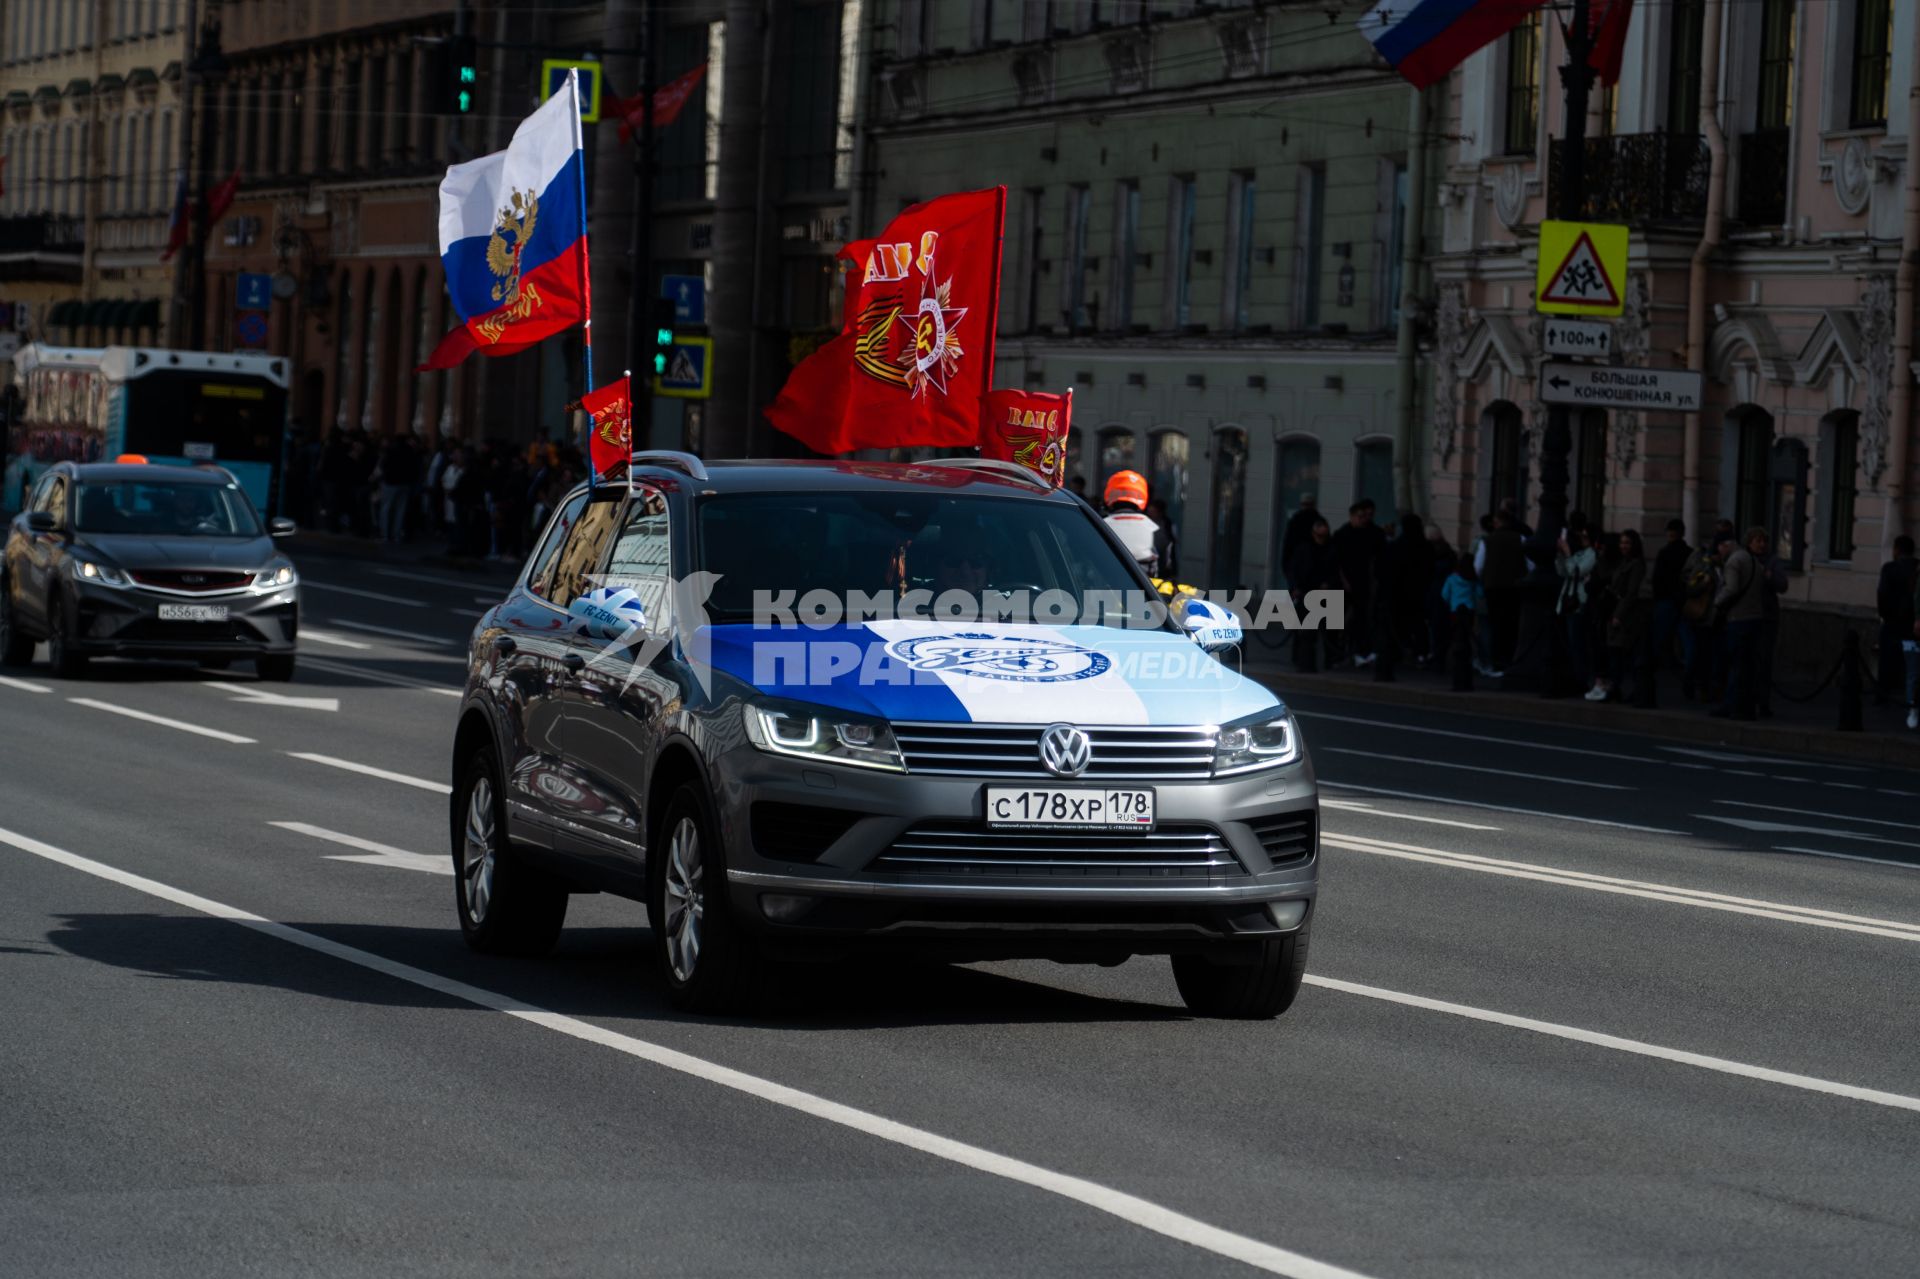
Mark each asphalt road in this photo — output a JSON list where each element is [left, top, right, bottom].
[[3, 545, 1919, 1277]]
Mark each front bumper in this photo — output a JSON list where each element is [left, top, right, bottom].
[[710, 742, 1318, 957], [67, 581, 299, 657]]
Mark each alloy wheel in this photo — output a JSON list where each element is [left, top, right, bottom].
[[662, 815, 705, 983], [463, 775, 497, 923]]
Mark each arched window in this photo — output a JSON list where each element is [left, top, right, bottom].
[[1354, 436, 1396, 528], [1725, 405, 1774, 532], [1483, 401, 1528, 519], [1574, 408, 1606, 527], [1147, 428, 1189, 531], [1096, 427, 1135, 491], [1272, 435, 1322, 588], [1769, 437, 1809, 571], [1209, 427, 1249, 588], [1818, 410, 1860, 562]]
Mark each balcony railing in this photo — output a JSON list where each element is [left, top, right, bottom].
[[1547, 131, 1712, 224], [1736, 127, 1791, 226]]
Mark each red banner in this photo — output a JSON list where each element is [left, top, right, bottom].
[[981, 388, 1071, 487], [581, 375, 632, 478], [766, 187, 1006, 456], [606, 64, 709, 143]]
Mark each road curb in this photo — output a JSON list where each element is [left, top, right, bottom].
[[1246, 662, 1920, 770]]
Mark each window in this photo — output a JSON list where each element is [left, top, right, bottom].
[[140, 114, 154, 209], [1147, 429, 1189, 532], [341, 58, 361, 171], [1849, 0, 1892, 128], [1170, 175, 1196, 328], [1355, 438, 1396, 529], [1209, 428, 1248, 588], [1756, 0, 1796, 131], [602, 487, 672, 631], [1096, 427, 1135, 490], [1731, 406, 1773, 531], [1295, 164, 1324, 329], [1666, 0, 1705, 135], [1062, 185, 1091, 333], [1272, 437, 1321, 587], [547, 493, 624, 608], [1823, 412, 1859, 561], [1022, 187, 1044, 332], [333, 271, 354, 429], [1487, 403, 1528, 518], [897, 0, 927, 56], [360, 273, 380, 429], [106, 118, 121, 212], [783, 3, 843, 193], [1226, 171, 1256, 332], [1503, 14, 1539, 156], [1770, 438, 1809, 569], [979, 0, 1000, 44], [1021, 1, 1051, 41], [1575, 409, 1607, 526], [1382, 161, 1408, 329], [1111, 180, 1139, 331]]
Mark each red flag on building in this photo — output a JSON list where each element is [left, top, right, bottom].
[[980, 388, 1071, 487], [766, 187, 1006, 456], [580, 375, 632, 478], [605, 63, 709, 143], [1588, 0, 1633, 86], [159, 168, 239, 262]]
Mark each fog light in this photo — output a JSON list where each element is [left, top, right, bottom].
[[760, 893, 818, 924], [1266, 900, 1307, 929]]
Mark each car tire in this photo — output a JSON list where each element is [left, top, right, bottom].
[[0, 583, 33, 667], [1171, 917, 1311, 1020], [45, 590, 87, 679], [452, 745, 567, 956], [255, 655, 295, 682], [648, 781, 772, 1014]]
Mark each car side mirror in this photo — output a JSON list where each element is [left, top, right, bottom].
[[1180, 597, 1243, 653], [26, 510, 56, 533], [268, 517, 297, 538]]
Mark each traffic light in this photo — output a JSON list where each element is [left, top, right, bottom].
[[651, 296, 677, 377], [449, 34, 477, 114]]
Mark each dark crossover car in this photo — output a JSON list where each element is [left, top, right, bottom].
[[450, 453, 1318, 1017], [0, 461, 300, 679]]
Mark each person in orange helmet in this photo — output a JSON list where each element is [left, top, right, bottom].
[[1102, 469, 1159, 576]]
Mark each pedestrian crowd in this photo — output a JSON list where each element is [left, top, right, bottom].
[[1275, 493, 1911, 727], [282, 428, 585, 562]]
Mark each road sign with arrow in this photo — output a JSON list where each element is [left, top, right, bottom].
[[1541, 362, 1702, 412]]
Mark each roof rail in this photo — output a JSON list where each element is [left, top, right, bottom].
[[933, 457, 1054, 490], [632, 450, 710, 481]]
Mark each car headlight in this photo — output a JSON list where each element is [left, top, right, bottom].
[[253, 564, 297, 589], [744, 705, 906, 772], [1213, 711, 1300, 775], [74, 559, 131, 588]]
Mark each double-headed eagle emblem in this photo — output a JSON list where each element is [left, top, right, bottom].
[[486, 188, 539, 305]]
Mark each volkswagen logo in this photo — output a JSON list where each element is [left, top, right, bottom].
[[1038, 723, 1092, 779]]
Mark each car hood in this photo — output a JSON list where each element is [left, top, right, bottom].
[[78, 533, 275, 571], [697, 620, 1282, 726]]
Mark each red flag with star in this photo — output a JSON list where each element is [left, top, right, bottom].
[[766, 187, 1005, 455], [580, 375, 632, 478]]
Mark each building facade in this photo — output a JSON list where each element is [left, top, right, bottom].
[[1431, 0, 1918, 627], [863, 0, 1437, 590]]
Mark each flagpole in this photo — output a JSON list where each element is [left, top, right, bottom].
[[569, 69, 597, 483]]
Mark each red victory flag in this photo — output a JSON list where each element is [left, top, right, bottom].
[[766, 187, 1006, 456], [580, 375, 632, 478], [981, 388, 1071, 487], [1588, 0, 1634, 86], [606, 63, 709, 143], [159, 168, 240, 262]]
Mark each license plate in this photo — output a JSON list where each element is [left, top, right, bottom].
[[985, 786, 1155, 831], [157, 603, 229, 623]]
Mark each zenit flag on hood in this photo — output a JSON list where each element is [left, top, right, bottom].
[[419, 79, 588, 370], [1358, 0, 1545, 90], [767, 187, 1006, 455]]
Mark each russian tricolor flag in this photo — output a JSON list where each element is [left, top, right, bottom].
[[420, 78, 590, 370], [1359, 0, 1545, 91]]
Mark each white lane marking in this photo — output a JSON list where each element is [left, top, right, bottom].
[[1319, 799, 1499, 832], [302, 581, 426, 608], [1306, 974, 1920, 1116], [451, 608, 487, 619], [69, 697, 256, 744], [1823, 782, 1868, 791], [1881, 789, 1919, 797], [0, 674, 51, 693], [1320, 748, 1630, 791], [270, 821, 451, 875], [1717, 801, 1920, 833], [286, 751, 451, 794], [299, 628, 375, 650], [1699, 814, 1920, 854], [327, 618, 461, 647], [376, 566, 510, 593], [1723, 769, 1765, 778], [0, 823, 1373, 1279], [1318, 781, 1685, 836], [1294, 711, 1715, 770], [299, 654, 464, 696], [1658, 746, 1865, 772], [1324, 832, 1920, 942], [1773, 846, 1920, 872], [199, 681, 339, 712], [473, 595, 499, 606]]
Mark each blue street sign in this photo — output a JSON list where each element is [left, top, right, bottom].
[[662, 274, 706, 325], [236, 273, 273, 312], [236, 311, 269, 348], [654, 336, 712, 400]]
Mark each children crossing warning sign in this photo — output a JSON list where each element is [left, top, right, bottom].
[[1535, 220, 1628, 317]]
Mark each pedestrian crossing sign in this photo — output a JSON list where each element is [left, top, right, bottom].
[[654, 335, 713, 400], [1536, 220, 1628, 316]]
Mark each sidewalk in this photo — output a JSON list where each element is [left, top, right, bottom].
[[1243, 645, 1920, 772]]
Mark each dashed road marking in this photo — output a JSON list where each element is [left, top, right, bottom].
[[271, 821, 451, 874], [302, 581, 426, 607], [1321, 748, 1631, 791], [69, 697, 255, 744], [285, 751, 451, 794], [0, 675, 51, 693], [1318, 781, 1682, 834]]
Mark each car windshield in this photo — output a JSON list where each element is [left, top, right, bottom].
[[74, 479, 263, 538], [698, 490, 1155, 627]]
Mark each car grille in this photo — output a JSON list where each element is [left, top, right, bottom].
[[869, 821, 1240, 879], [130, 570, 255, 593], [891, 722, 1218, 780], [1249, 811, 1316, 867]]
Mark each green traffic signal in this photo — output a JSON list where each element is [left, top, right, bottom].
[[457, 89, 472, 113], [653, 352, 668, 375], [655, 327, 673, 346]]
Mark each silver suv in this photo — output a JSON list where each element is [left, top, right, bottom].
[[450, 456, 1317, 1017]]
